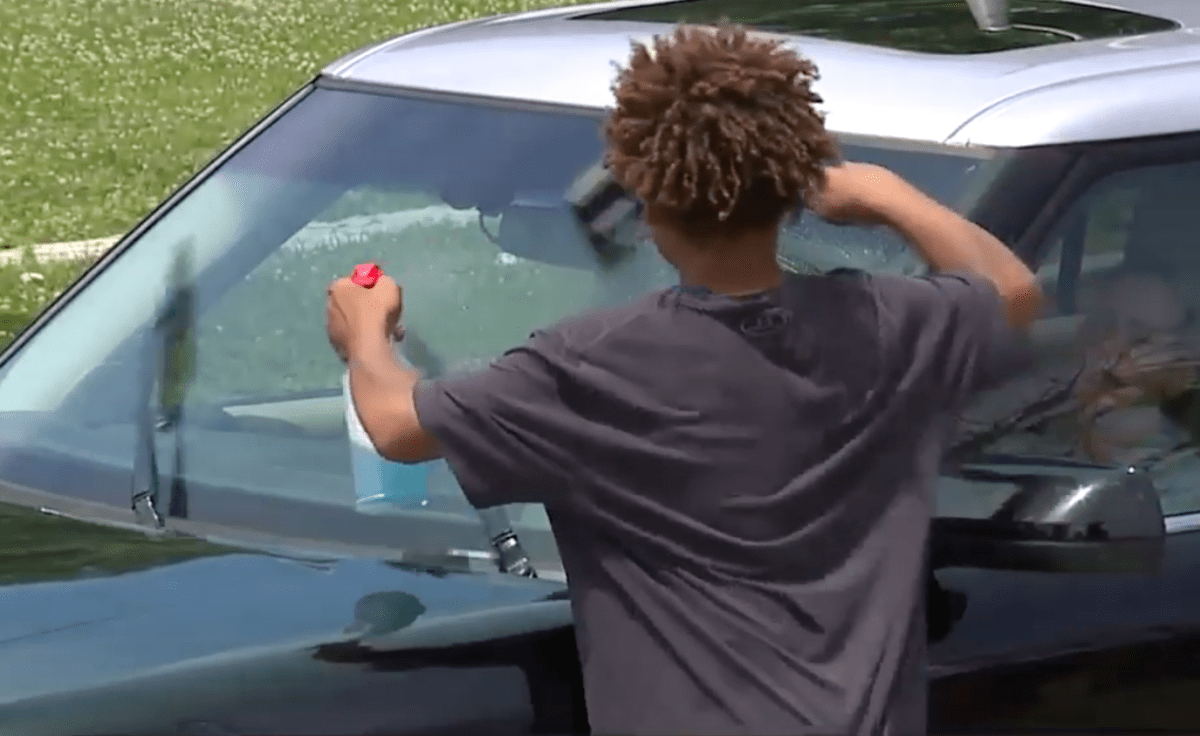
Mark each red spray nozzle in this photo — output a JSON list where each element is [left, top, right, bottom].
[[350, 262, 383, 288]]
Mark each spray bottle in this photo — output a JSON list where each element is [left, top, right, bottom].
[[344, 262, 431, 514]]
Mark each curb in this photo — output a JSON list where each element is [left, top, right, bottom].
[[0, 207, 478, 269], [0, 236, 120, 268]]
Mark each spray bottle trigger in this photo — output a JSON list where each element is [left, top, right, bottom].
[[351, 262, 383, 288]]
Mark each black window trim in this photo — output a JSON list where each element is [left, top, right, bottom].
[[1009, 130, 1200, 270]]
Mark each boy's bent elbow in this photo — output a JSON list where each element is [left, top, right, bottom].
[[999, 272, 1045, 331], [369, 399, 443, 464], [374, 426, 443, 464]]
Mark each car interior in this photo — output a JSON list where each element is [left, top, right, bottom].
[[953, 160, 1200, 517]]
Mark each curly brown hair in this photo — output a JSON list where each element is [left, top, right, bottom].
[[604, 23, 838, 237]]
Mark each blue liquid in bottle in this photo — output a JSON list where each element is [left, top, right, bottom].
[[344, 370, 430, 514]]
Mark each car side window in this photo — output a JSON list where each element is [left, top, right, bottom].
[[953, 159, 1200, 517]]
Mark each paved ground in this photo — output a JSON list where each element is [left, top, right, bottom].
[[0, 236, 120, 267], [0, 206, 487, 269]]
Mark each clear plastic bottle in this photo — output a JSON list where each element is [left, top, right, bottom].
[[344, 370, 431, 515], [343, 262, 430, 514]]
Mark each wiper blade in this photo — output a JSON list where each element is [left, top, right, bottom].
[[131, 241, 196, 527], [477, 506, 537, 578], [403, 335, 536, 579], [130, 325, 163, 527], [128, 260, 538, 578]]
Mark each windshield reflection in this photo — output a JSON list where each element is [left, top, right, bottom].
[[0, 84, 1003, 568]]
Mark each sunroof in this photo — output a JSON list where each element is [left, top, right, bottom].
[[580, 0, 1179, 54]]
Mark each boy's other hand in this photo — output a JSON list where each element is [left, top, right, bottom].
[[809, 162, 900, 226]]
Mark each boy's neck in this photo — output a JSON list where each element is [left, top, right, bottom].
[[674, 239, 784, 296]]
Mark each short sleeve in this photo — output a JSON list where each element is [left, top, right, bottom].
[[869, 270, 1020, 407], [412, 329, 579, 509]]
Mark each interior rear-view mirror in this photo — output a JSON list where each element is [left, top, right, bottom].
[[497, 195, 594, 270], [933, 464, 1166, 574], [498, 193, 639, 271]]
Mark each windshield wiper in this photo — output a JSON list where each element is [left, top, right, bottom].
[[131, 242, 196, 528], [127, 249, 537, 578], [129, 331, 163, 527], [477, 506, 537, 577], [407, 332, 536, 578]]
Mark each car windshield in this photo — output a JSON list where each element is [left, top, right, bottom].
[[0, 84, 1003, 574]]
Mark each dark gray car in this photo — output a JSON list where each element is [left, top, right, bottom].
[[3, 0, 1200, 732]]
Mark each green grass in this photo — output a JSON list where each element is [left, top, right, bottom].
[[0, 250, 94, 348], [0, 0, 591, 351], [0, 0, 580, 252]]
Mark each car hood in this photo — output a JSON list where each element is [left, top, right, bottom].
[[0, 516, 567, 709]]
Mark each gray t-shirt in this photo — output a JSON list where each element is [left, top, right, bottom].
[[413, 268, 1012, 736]]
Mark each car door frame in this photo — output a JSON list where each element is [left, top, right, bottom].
[[929, 127, 1200, 732]]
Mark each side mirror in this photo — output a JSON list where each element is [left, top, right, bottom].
[[933, 464, 1166, 574]]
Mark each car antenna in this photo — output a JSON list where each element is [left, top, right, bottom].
[[966, 0, 1011, 31]]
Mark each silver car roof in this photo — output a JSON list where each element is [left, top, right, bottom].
[[323, 0, 1200, 148]]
